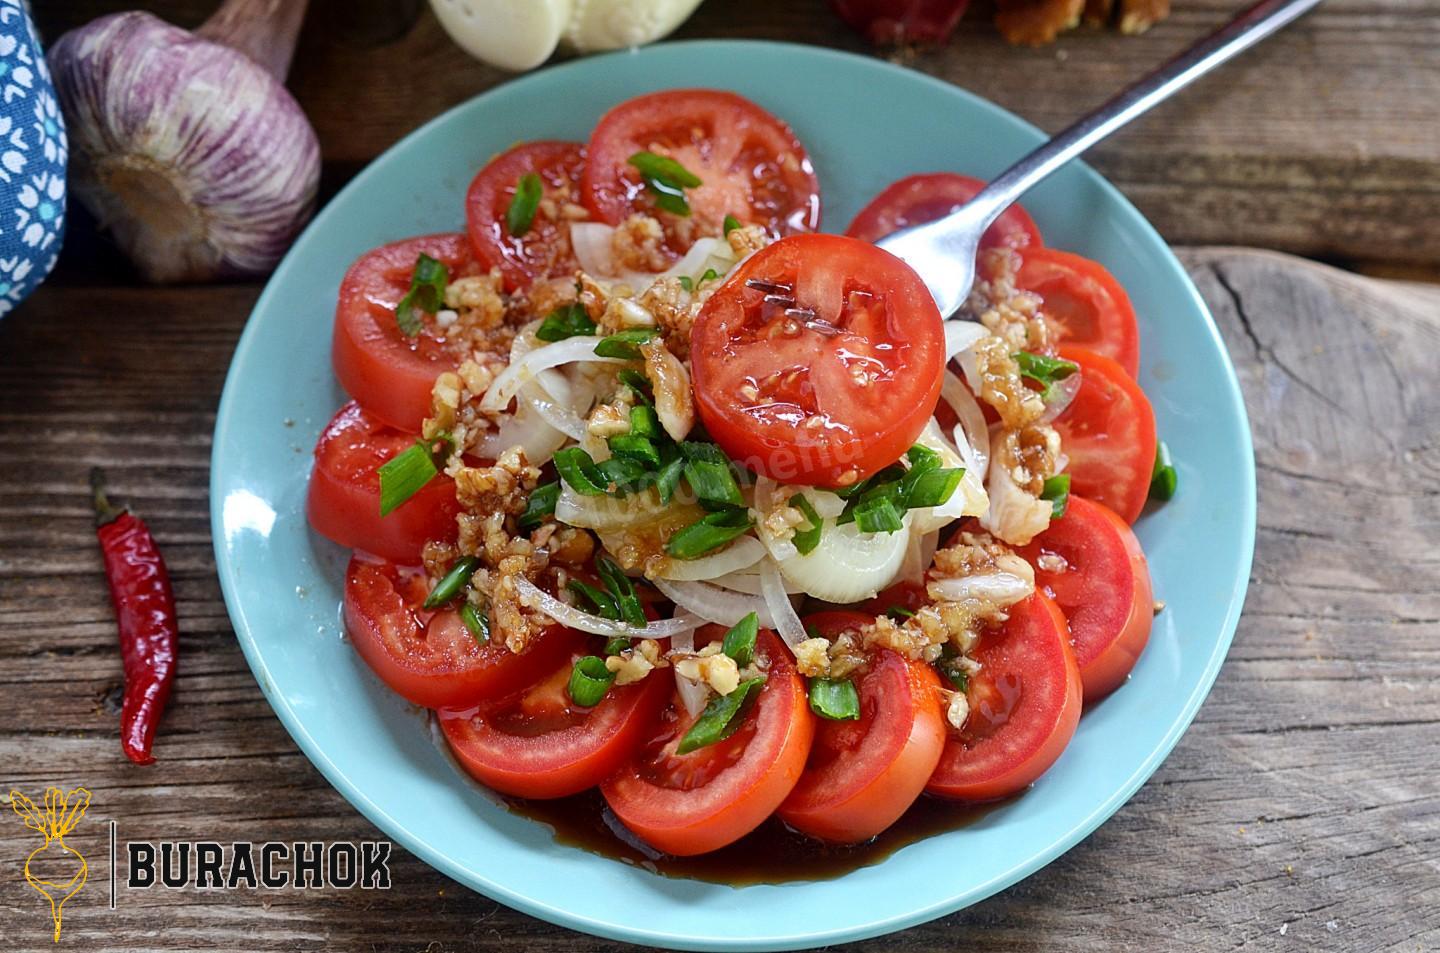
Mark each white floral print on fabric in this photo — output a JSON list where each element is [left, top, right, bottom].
[[0, 0, 65, 318]]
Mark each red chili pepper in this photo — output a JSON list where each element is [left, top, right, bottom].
[[91, 469, 178, 766]]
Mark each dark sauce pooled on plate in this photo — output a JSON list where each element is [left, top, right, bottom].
[[504, 789, 1009, 884]]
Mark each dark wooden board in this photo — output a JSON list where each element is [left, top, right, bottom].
[[1, 248, 1436, 951], [32, 0, 1440, 275]]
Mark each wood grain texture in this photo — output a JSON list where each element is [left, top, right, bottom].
[[31, 0, 1440, 271], [1, 249, 1436, 951]]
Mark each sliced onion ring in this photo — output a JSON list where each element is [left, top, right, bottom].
[[515, 577, 700, 639], [481, 336, 627, 412], [652, 577, 774, 628], [944, 320, 988, 360], [760, 558, 808, 650], [657, 536, 767, 581]]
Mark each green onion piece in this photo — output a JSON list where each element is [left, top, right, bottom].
[[653, 457, 685, 506], [904, 468, 964, 509], [680, 441, 744, 506], [395, 253, 449, 337], [665, 508, 754, 560], [506, 172, 543, 237], [604, 637, 632, 656], [1014, 351, 1080, 398], [568, 655, 616, 708], [791, 494, 823, 556], [723, 214, 742, 236], [699, 267, 719, 284], [568, 579, 620, 621], [835, 463, 905, 501], [608, 433, 662, 467], [597, 556, 647, 628], [597, 455, 649, 493], [721, 612, 759, 667], [853, 495, 905, 534], [535, 302, 596, 341], [517, 481, 560, 531], [677, 275, 694, 292], [1040, 473, 1071, 519], [628, 404, 661, 439], [423, 556, 480, 609], [628, 151, 702, 217], [594, 328, 659, 360], [808, 677, 861, 721], [937, 661, 969, 692], [554, 447, 609, 496], [677, 676, 766, 754], [617, 368, 653, 403], [378, 439, 442, 516], [906, 443, 942, 473], [886, 605, 915, 621], [1150, 442, 1177, 502], [460, 601, 490, 643]]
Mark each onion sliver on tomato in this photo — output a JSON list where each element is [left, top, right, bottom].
[[307, 401, 459, 565], [1016, 495, 1153, 701], [845, 171, 1042, 252], [602, 627, 814, 856], [332, 233, 471, 432], [927, 592, 1082, 802], [342, 556, 584, 710], [779, 611, 946, 844], [465, 140, 587, 292], [690, 233, 946, 487]]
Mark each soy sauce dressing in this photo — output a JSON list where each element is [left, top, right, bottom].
[[503, 789, 1011, 884]]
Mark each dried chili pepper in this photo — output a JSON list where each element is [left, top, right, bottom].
[[91, 468, 178, 766]]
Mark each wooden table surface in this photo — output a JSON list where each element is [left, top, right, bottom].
[[6, 2, 1440, 951]]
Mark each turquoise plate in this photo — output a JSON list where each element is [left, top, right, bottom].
[[213, 40, 1255, 951]]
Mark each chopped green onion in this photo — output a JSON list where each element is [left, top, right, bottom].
[[628, 404, 661, 439], [722, 214, 742, 236], [1014, 351, 1080, 399], [459, 601, 490, 643], [554, 447, 609, 496], [808, 677, 861, 721], [791, 494, 823, 556], [568, 655, 615, 708], [721, 612, 759, 667], [835, 464, 905, 501], [906, 444, 942, 473], [628, 151, 702, 217], [680, 441, 744, 506], [423, 556, 480, 609], [517, 481, 560, 531], [378, 437, 446, 516], [597, 455, 649, 492], [665, 508, 754, 560], [853, 495, 905, 534], [535, 302, 596, 341], [677, 676, 766, 754], [886, 605, 915, 621], [597, 556, 647, 628], [604, 636, 632, 656], [568, 579, 620, 621], [1150, 442, 1177, 502], [937, 661, 969, 692], [608, 433, 662, 467], [904, 468, 964, 509], [617, 369, 653, 403], [1040, 473, 1071, 519], [395, 253, 448, 337], [699, 267, 719, 284], [653, 457, 686, 506], [506, 172, 543, 237], [677, 275, 694, 292], [594, 328, 659, 360]]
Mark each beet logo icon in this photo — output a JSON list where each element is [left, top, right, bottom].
[[10, 787, 91, 942]]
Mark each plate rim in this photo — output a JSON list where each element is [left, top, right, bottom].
[[211, 38, 1257, 951]]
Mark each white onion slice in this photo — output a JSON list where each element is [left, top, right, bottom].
[[760, 558, 808, 650], [555, 484, 665, 530], [658, 536, 767, 581], [708, 569, 804, 595], [474, 397, 568, 464], [482, 337, 626, 412], [520, 381, 587, 441], [942, 369, 991, 483], [944, 320, 988, 360], [979, 460, 1052, 546], [652, 577, 773, 628], [928, 572, 1034, 606], [1038, 371, 1083, 425], [570, 222, 617, 275], [515, 577, 700, 639]]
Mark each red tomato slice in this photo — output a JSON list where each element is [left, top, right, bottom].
[[845, 172, 1042, 251], [1015, 495, 1153, 701], [342, 556, 584, 710], [465, 140, 586, 293], [1012, 249, 1140, 377], [601, 627, 814, 856], [1052, 346, 1157, 525], [691, 233, 945, 486], [440, 646, 671, 799], [332, 233, 472, 432], [778, 611, 946, 844], [926, 592, 1082, 802], [307, 401, 459, 564], [582, 89, 821, 256]]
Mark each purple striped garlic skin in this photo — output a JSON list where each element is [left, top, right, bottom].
[[48, 12, 320, 283]]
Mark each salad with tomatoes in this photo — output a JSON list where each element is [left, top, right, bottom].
[[307, 88, 1175, 858]]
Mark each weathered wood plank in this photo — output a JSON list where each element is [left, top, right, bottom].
[[1, 248, 1436, 951], [31, 0, 1440, 270]]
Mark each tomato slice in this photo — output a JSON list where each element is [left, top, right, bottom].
[[581, 89, 821, 256], [342, 556, 584, 710], [332, 233, 472, 432], [1015, 495, 1153, 701], [691, 233, 945, 486], [307, 401, 459, 564], [845, 172, 1042, 251], [927, 592, 1081, 802], [1051, 346, 1157, 525], [601, 627, 814, 856], [440, 646, 671, 799], [1011, 249, 1140, 377], [465, 140, 586, 293], [778, 611, 946, 844]]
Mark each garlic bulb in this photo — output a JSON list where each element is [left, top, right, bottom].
[[48, 1, 320, 283], [429, 0, 573, 72], [563, 0, 708, 53]]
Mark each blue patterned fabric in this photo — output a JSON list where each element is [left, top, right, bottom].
[[0, 0, 64, 318]]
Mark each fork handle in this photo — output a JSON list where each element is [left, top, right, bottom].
[[968, 0, 1325, 232]]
